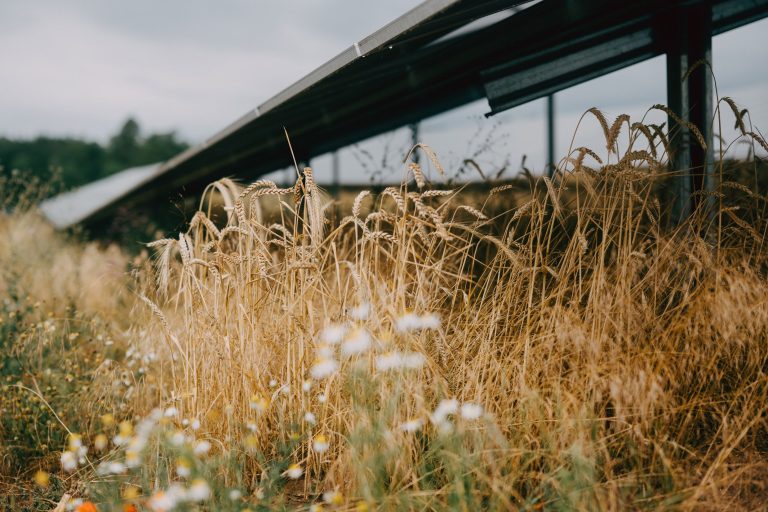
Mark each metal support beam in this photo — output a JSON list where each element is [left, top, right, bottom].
[[409, 122, 421, 164], [331, 151, 340, 198], [666, 1, 714, 223], [546, 94, 555, 176]]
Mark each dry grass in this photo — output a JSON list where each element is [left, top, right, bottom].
[[2, 105, 768, 511]]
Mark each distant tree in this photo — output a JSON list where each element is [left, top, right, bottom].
[[139, 132, 188, 164], [106, 118, 141, 174], [0, 117, 189, 192]]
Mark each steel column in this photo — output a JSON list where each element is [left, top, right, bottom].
[[666, 1, 714, 223], [546, 94, 555, 176]]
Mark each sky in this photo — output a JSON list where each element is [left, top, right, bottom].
[[2, 1, 767, 183]]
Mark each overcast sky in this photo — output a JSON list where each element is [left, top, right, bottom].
[[2, 1, 766, 182]]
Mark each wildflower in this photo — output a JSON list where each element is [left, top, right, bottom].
[[310, 357, 338, 380], [119, 420, 134, 435], [318, 393, 328, 403], [33, 470, 50, 487], [113, 421, 133, 446], [94, 433, 108, 451], [225, 404, 235, 416], [341, 328, 372, 356], [176, 457, 192, 478], [249, 395, 270, 412], [168, 429, 185, 446], [400, 419, 423, 433], [375, 351, 426, 371], [395, 312, 441, 332], [310, 505, 324, 512], [284, 463, 304, 479], [244, 434, 259, 450], [432, 398, 459, 425], [164, 407, 179, 418], [246, 421, 258, 432], [355, 501, 370, 511], [304, 411, 317, 425], [320, 324, 346, 345], [460, 402, 483, 420], [269, 379, 278, 388], [317, 343, 335, 359], [98, 461, 126, 475], [188, 478, 211, 501], [228, 489, 243, 501], [395, 312, 421, 332], [349, 303, 370, 321], [323, 490, 344, 505], [125, 449, 141, 468], [191, 418, 201, 430], [420, 313, 441, 330], [123, 505, 138, 512], [61, 451, 77, 472], [100, 413, 115, 427], [75, 502, 97, 512], [148, 491, 177, 512], [68, 433, 83, 451], [302, 380, 312, 392], [193, 440, 211, 456], [312, 434, 330, 453], [122, 486, 141, 500]]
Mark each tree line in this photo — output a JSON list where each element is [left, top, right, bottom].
[[0, 118, 188, 190]]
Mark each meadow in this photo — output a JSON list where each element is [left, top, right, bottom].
[[1, 102, 767, 511]]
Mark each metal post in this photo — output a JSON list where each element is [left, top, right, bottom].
[[666, 2, 713, 223], [331, 151, 340, 198], [409, 122, 420, 164], [546, 94, 555, 177]]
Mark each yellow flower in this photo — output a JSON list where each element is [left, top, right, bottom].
[[67, 433, 83, 451], [284, 463, 303, 479], [323, 490, 344, 505], [355, 501, 370, 511], [312, 434, 330, 453], [118, 420, 133, 437], [94, 433, 108, 451], [249, 395, 270, 412], [244, 434, 259, 450], [122, 485, 141, 500], [100, 413, 115, 427], [33, 470, 50, 487]]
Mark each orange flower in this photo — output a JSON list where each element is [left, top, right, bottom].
[[123, 505, 138, 512], [76, 502, 97, 512]]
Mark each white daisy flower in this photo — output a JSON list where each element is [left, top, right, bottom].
[[60, 451, 77, 472], [312, 434, 330, 453], [310, 357, 339, 380], [460, 402, 483, 420], [320, 324, 346, 345], [193, 440, 211, 456], [395, 313, 421, 332], [304, 411, 317, 425], [284, 463, 304, 479], [348, 303, 370, 321], [432, 398, 459, 424], [187, 478, 211, 501], [400, 419, 423, 433], [341, 328, 372, 356]]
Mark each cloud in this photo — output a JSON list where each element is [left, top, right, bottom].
[[0, 0, 765, 177]]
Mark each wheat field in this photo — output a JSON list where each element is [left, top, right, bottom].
[[1, 103, 767, 511]]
